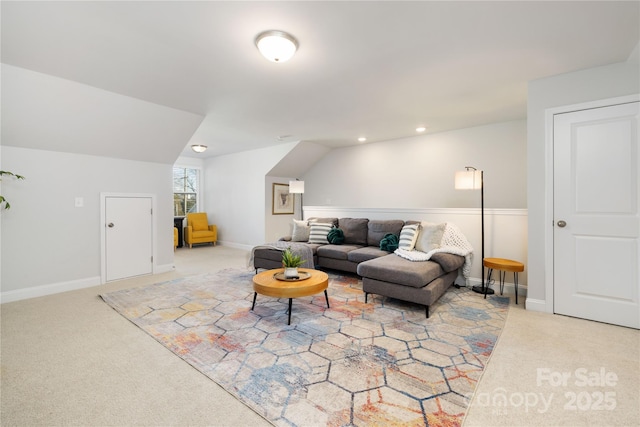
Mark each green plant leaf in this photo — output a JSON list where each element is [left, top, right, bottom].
[[0, 171, 25, 180], [281, 247, 305, 268], [0, 170, 25, 210]]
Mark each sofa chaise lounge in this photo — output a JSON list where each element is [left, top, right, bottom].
[[251, 217, 470, 317]]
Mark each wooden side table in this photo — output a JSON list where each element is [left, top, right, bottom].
[[483, 258, 524, 304]]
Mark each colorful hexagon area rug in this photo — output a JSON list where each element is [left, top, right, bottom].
[[101, 268, 509, 427]]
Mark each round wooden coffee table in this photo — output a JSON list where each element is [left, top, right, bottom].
[[252, 268, 329, 324]]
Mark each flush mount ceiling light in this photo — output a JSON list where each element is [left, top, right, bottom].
[[191, 144, 207, 153], [358, 137, 367, 142], [255, 30, 298, 63], [416, 126, 426, 133]]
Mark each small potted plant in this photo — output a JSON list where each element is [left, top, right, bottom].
[[0, 171, 25, 210], [282, 247, 305, 278]]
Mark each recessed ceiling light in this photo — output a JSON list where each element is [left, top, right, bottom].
[[416, 126, 426, 133], [358, 137, 367, 142]]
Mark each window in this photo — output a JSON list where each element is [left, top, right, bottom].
[[173, 167, 199, 216]]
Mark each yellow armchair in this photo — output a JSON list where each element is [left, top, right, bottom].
[[184, 212, 217, 248], [174, 227, 179, 250]]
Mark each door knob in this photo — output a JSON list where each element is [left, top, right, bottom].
[[557, 220, 567, 228], [108, 223, 114, 228]]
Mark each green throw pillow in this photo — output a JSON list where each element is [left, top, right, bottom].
[[327, 227, 345, 244], [380, 233, 399, 252]]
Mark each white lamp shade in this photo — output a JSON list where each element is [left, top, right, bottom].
[[256, 31, 298, 63], [455, 170, 482, 190], [289, 180, 305, 194]]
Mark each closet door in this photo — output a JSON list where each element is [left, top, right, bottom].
[[104, 195, 153, 282], [553, 101, 639, 328]]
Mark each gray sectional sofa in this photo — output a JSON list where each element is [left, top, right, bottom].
[[252, 217, 466, 317]]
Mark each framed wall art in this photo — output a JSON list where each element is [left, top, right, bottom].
[[272, 183, 294, 215]]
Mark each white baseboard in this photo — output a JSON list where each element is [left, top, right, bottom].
[[154, 263, 175, 274], [1, 276, 101, 304], [219, 241, 254, 251], [1, 263, 175, 304], [524, 298, 548, 312]]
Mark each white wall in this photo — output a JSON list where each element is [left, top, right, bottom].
[[303, 120, 527, 209], [203, 142, 298, 249], [265, 176, 301, 243], [1, 146, 174, 300], [174, 156, 205, 169], [527, 60, 640, 311], [299, 120, 528, 287]]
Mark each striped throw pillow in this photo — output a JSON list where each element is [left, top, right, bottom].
[[308, 222, 332, 244], [398, 223, 421, 251]]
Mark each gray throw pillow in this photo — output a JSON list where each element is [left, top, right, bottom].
[[291, 219, 310, 242], [415, 222, 446, 253]]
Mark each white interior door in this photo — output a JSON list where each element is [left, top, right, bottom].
[[553, 101, 639, 329], [105, 196, 153, 282]]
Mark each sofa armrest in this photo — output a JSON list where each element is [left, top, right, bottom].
[[429, 253, 465, 273]]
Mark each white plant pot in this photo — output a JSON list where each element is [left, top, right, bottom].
[[284, 267, 299, 278]]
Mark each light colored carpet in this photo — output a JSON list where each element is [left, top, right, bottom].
[[2, 245, 639, 426], [464, 306, 640, 426]]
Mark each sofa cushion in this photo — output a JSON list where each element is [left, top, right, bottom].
[[357, 254, 444, 288], [190, 214, 209, 231], [430, 252, 465, 273], [338, 218, 369, 245], [308, 222, 332, 244], [317, 244, 363, 261], [367, 220, 405, 247], [415, 222, 446, 252], [398, 223, 421, 251], [363, 270, 457, 308], [291, 219, 311, 242], [192, 230, 216, 238], [347, 246, 390, 263]]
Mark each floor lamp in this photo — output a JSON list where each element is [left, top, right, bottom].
[[289, 180, 305, 220], [455, 167, 493, 295]]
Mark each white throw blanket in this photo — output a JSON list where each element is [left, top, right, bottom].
[[248, 241, 315, 270], [394, 222, 474, 278]]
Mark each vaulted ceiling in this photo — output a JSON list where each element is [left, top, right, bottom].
[[2, 1, 638, 162]]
